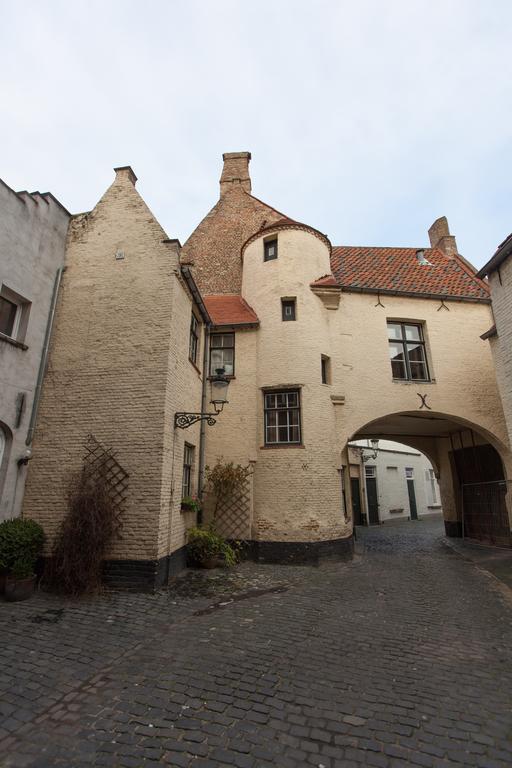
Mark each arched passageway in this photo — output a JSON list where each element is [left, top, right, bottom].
[[346, 411, 512, 547]]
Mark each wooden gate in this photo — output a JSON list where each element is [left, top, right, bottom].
[[452, 444, 511, 547]]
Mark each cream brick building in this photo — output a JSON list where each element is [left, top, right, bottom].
[[478, 235, 512, 451], [22, 154, 512, 588], [186, 153, 512, 557], [23, 167, 209, 587]]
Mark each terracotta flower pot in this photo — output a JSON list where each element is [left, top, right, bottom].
[[5, 574, 37, 602], [200, 556, 223, 569]]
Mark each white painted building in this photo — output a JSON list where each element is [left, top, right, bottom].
[[352, 440, 442, 525], [0, 179, 70, 520]]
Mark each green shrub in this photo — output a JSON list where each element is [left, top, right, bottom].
[[11, 554, 36, 580], [187, 526, 237, 567], [181, 496, 201, 515], [0, 518, 45, 578]]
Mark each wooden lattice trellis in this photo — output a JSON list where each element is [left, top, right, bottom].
[[82, 434, 129, 514], [214, 477, 252, 540]]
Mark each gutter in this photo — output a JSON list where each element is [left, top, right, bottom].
[[178, 265, 212, 505], [26, 266, 66, 446], [179, 265, 211, 324], [197, 323, 210, 506], [338, 285, 491, 304], [480, 324, 497, 341]]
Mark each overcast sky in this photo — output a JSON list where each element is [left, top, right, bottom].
[[1, 0, 511, 267]]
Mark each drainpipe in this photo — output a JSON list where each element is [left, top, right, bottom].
[[26, 266, 65, 446], [197, 323, 210, 517]]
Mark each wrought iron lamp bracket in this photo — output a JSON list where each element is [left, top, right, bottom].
[[174, 412, 218, 429]]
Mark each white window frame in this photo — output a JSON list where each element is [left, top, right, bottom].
[[210, 333, 235, 377], [264, 389, 301, 445]]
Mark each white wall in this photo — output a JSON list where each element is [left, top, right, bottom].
[[354, 440, 442, 523], [0, 180, 69, 520]]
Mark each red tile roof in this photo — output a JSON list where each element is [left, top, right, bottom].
[[203, 295, 259, 327], [310, 274, 338, 288], [328, 246, 489, 301]]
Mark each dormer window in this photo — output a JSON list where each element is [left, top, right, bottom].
[[416, 249, 433, 266], [264, 238, 278, 262]]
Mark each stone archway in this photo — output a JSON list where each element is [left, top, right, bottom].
[[346, 411, 512, 547]]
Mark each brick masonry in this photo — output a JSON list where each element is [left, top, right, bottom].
[[181, 153, 283, 295], [22, 168, 204, 570], [487, 255, 512, 451]]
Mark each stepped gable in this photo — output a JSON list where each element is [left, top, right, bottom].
[[327, 246, 490, 301]]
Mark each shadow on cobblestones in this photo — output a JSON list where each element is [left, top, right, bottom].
[[1, 518, 512, 768]]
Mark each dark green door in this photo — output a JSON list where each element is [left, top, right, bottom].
[[351, 477, 363, 525], [407, 476, 418, 520], [366, 476, 379, 525]]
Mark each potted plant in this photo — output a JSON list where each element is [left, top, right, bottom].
[[181, 495, 201, 515], [0, 518, 45, 602], [186, 525, 237, 569]]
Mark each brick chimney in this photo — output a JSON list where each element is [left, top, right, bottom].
[[113, 166, 138, 186], [428, 216, 458, 257], [219, 152, 251, 196]]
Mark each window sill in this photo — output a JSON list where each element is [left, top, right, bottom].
[[0, 332, 28, 351], [392, 378, 436, 385], [260, 444, 305, 450]]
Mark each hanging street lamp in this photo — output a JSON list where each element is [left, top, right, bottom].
[[361, 438, 380, 463], [174, 368, 230, 429]]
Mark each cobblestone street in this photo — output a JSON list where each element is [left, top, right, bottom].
[[1, 519, 512, 768]]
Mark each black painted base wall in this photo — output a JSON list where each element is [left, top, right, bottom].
[[444, 520, 463, 538], [244, 536, 354, 565], [102, 535, 354, 590], [102, 546, 187, 591]]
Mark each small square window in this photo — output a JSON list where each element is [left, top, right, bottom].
[[264, 238, 278, 262], [281, 298, 296, 321]]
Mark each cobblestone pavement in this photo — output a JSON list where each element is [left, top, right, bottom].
[[1, 518, 512, 767]]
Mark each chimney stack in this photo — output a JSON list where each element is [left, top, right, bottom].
[[428, 216, 458, 257], [113, 166, 138, 186], [219, 152, 251, 196]]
